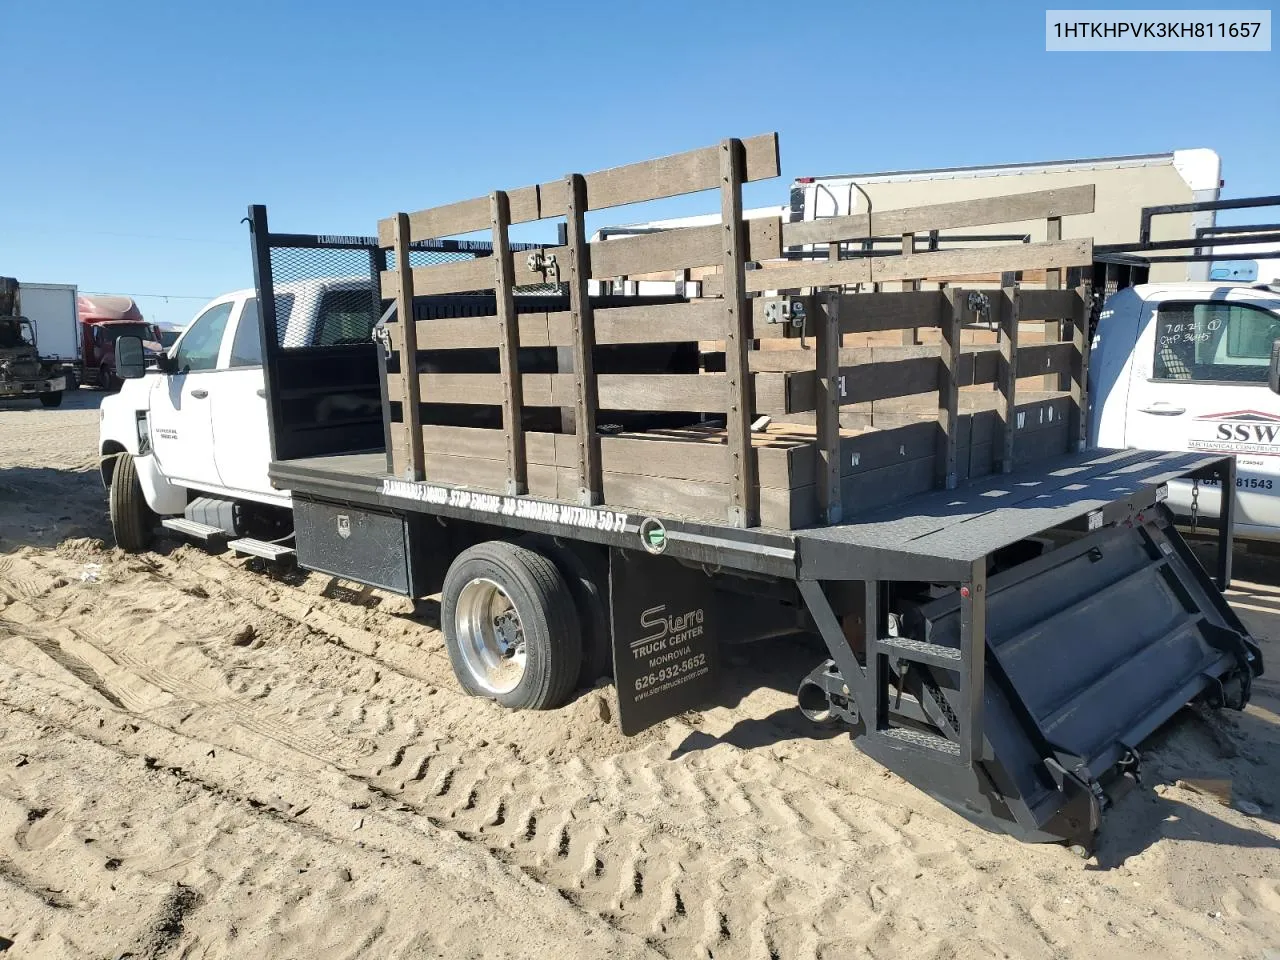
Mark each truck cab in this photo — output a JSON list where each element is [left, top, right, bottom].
[[98, 278, 379, 530], [1089, 281, 1280, 540], [77, 293, 162, 390]]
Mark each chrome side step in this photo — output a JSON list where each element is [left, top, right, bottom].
[[160, 517, 227, 542], [228, 538, 295, 561]]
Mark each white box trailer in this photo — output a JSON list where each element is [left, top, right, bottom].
[[789, 150, 1222, 283], [20, 282, 79, 367]]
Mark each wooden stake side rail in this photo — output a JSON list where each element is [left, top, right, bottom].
[[744, 238, 1093, 293], [390, 392, 1075, 529], [378, 131, 1097, 529], [378, 217, 782, 301], [376, 133, 781, 247]]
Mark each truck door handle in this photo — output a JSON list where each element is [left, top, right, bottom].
[[1137, 404, 1185, 416], [190, 389, 209, 399], [256, 388, 266, 398]]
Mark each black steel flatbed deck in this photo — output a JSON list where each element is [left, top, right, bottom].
[[271, 447, 1230, 584], [796, 447, 1230, 581]]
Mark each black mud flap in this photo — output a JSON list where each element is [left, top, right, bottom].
[[609, 548, 720, 735]]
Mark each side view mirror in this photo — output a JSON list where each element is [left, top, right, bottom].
[[1270, 340, 1280, 395], [116, 336, 146, 380]]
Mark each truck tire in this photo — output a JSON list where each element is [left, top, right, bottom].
[[100, 364, 119, 392], [109, 454, 154, 552], [38, 391, 62, 408], [516, 534, 612, 685], [442, 541, 582, 710]]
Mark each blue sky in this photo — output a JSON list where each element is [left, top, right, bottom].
[[1, 0, 1275, 327]]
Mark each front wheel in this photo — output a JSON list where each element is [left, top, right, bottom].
[[442, 541, 582, 710], [100, 365, 119, 392], [38, 391, 62, 408], [109, 453, 154, 552]]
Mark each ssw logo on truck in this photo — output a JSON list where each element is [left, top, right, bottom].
[[1190, 410, 1280, 456]]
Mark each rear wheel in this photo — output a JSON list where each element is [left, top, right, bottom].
[[109, 454, 154, 552], [38, 391, 62, 408], [517, 534, 611, 685], [442, 541, 582, 710]]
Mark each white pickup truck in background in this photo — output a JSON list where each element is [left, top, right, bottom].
[[1090, 281, 1280, 542], [98, 279, 379, 551]]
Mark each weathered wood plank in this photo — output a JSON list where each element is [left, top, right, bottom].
[[1043, 217, 1064, 391], [816, 292, 842, 523], [937, 289, 963, 489], [782, 357, 941, 412], [998, 287, 1019, 473], [377, 133, 781, 245], [873, 238, 1093, 284], [564, 173, 601, 505], [782, 185, 1096, 247], [746, 238, 1092, 294], [900, 233, 920, 346], [721, 138, 757, 528], [749, 343, 1002, 385], [589, 217, 781, 278], [838, 291, 947, 334], [1016, 341, 1074, 379], [592, 434, 797, 488], [1016, 288, 1081, 321], [417, 372, 729, 412], [423, 451, 567, 500], [593, 300, 724, 344], [745, 257, 871, 293], [1069, 285, 1090, 452], [380, 256, 493, 299], [415, 300, 723, 351], [491, 191, 526, 494], [422, 425, 554, 464], [392, 213, 424, 480]]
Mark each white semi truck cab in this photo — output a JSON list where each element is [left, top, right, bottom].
[[1089, 281, 1280, 541]]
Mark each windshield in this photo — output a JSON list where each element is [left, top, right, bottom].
[[0, 318, 33, 349], [101, 323, 153, 343]]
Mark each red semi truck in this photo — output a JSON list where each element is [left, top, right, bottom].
[[75, 294, 162, 390]]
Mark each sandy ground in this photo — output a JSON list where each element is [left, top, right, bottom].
[[0, 391, 1277, 960]]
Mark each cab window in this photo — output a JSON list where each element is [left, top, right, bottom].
[[229, 298, 263, 367], [1152, 300, 1280, 383], [174, 302, 234, 373], [314, 288, 377, 346]]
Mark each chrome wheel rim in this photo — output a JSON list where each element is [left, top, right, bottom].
[[454, 578, 526, 695]]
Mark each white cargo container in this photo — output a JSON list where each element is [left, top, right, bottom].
[[20, 282, 79, 364]]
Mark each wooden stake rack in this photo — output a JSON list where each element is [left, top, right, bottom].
[[377, 133, 1094, 530]]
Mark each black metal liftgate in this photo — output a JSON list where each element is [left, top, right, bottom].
[[792, 447, 1262, 850]]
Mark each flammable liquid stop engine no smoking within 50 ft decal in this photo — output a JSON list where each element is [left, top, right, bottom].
[[380, 479, 629, 533]]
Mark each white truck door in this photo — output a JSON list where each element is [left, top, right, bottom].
[[1124, 291, 1280, 536], [210, 297, 279, 498], [148, 300, 235, 487]]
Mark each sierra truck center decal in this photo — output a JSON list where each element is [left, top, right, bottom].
[[1188, 410, 1280, 457]]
